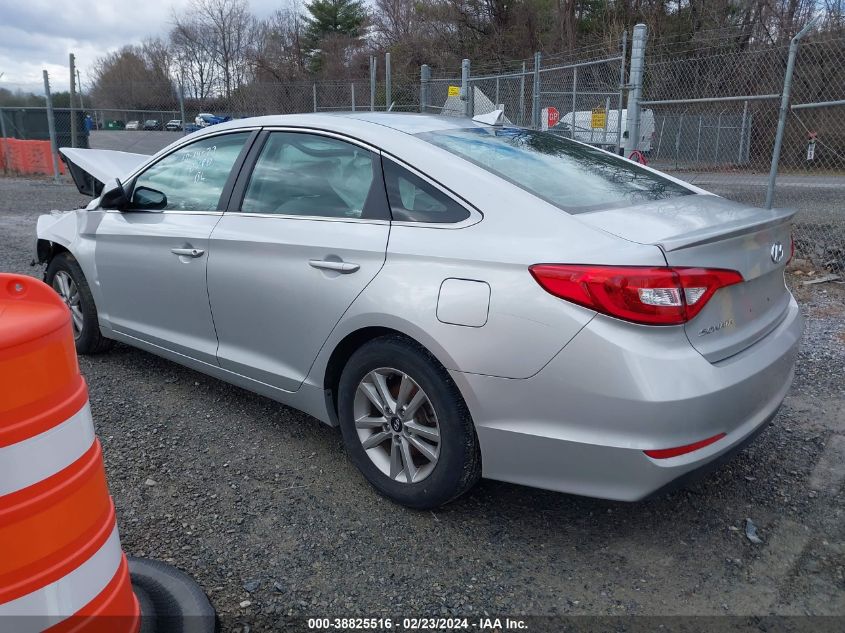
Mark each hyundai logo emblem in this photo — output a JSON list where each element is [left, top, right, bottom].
[[770, 242, 785, 264]]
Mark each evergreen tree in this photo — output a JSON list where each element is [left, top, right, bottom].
[[303, 0, 367, 73]]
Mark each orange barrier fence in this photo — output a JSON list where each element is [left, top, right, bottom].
[[0, 138, 66, 177], [0, 274, 139, 633]]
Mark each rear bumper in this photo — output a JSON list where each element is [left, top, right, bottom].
[[643, 408, 775, 499], [451, 295, 803, 501]]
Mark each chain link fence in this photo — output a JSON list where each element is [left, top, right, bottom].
[[3, 28, 843, 273], [781, 33, 845, 273], [634, 25, 845, 274], [466, 69, 532, 126]]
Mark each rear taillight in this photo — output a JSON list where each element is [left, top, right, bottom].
[[529, 264, 743, 325]]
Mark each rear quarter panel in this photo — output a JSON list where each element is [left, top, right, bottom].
[[311, 154, 669, 380]]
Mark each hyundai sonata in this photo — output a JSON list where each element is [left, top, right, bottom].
[[37, 112, 802, 508]]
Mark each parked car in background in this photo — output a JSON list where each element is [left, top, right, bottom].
[[195, 113, 231, 128], [143, 120, 163, 131], [41, 113, 802, 509], [165, 119, 183, 131], [105, 120, 125, 130], [125, 120, 141, 131]]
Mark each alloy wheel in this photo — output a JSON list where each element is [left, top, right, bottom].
[[353, 367, 441, 484], [52, 271, 83, 339]]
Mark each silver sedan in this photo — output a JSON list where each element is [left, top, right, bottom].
[[37, 113, 802, 508]]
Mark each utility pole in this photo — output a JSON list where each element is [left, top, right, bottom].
[[76, 69, 85, 110], [178, 77, 187, 136], [624, 24, 647, 155], [369, 55, 377, 111], [42, 70, 61, 183], [0, 105, 10, 176], [0, 72, 7, 175], [461, 59, 471, 118], [765, 17, 819, 208], [420, 64, 431, 113], [69, 53, 78, 148], [532, 52, 541, 128], [385, 52, 392, 111]]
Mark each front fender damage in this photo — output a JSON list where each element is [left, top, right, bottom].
[[35, 210, 80, 264]]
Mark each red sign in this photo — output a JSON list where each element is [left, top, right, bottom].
[[544, 106, 560, 129]]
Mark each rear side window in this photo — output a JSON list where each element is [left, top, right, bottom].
[[241, 132, 384, 219], [383, 159, 470, 224]]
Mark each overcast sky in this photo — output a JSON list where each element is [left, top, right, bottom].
[[0, 0, 283, 94]]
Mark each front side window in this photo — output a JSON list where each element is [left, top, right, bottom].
[[416, 127, 692, 213], [131, 132, 250, 211], [382, 159, 470, 223], [241, 132, 381, 219]]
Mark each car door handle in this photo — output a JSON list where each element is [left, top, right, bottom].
[[171, 248, 205, 258], [308, 259, 360, 274]]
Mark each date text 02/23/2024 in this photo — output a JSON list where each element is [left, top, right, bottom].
[[307, 617, 528, 631]]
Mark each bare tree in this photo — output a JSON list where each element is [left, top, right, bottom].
[[91, 46, 174, 109], [189, 0, 257, 98], [170, 15, 219, 99], [252, 4, 309, 82]]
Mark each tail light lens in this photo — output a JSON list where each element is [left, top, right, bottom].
[[529, 264, 743, 325]]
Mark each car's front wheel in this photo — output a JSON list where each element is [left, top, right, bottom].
[[338, 335, 481, 509], [45, 252, 113, 355]]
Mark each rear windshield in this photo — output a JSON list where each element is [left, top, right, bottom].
[[416, 127, 692, 213]]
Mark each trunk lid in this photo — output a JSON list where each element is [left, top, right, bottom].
[[59, 147, 150, 196], [577, 194, 794, 362]]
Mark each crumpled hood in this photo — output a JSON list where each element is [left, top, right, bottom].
[[59, 147, 150, 196]]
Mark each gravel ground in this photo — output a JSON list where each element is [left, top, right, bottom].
[[1, 177, 843, 630]]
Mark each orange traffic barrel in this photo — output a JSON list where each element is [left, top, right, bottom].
[[0, 273, 139, 632]]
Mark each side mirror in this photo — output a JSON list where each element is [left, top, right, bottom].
[[132, 186, 168, 210], [100, 179, 129, 210]]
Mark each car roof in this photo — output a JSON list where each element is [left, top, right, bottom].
[[339, 112, 483, 134], [198, 112, 482, 139]]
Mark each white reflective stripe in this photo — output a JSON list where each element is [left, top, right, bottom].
[[0, 525, 122, 632], [0, 402, 95, 497]]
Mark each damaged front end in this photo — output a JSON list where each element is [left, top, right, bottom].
[[35, 147, 151, 268], [59, 147, 149, 197]]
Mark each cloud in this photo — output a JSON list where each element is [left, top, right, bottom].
[[0, 0, 284, 93]]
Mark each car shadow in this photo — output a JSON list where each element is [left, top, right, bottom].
[[89, 341, 803, 545]]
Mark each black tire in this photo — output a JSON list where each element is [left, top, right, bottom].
[[134, 584, 158, 633], [128, 557, 217, 633], [44, 251, 113, 355], [338, 335, 481, 509]]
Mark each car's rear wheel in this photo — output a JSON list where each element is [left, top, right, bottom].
[[45, 252, 113, 355], [338, 335, 481, 509]]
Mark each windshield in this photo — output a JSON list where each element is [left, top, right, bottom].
[[416, 127, 692, 213]]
